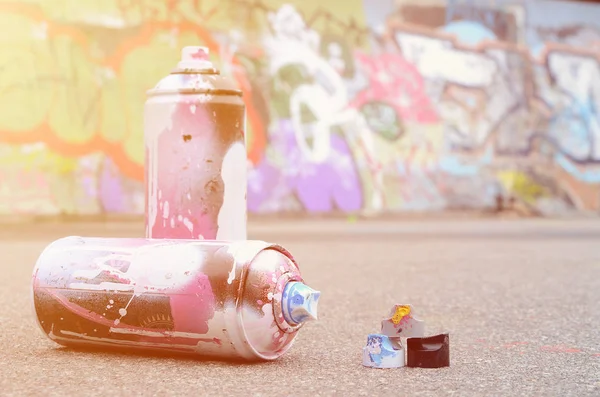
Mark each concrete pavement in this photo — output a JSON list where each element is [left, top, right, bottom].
[[1, 218, 599, 396]]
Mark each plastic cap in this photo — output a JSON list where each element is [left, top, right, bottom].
[[177, 46, 213, 70], [281, 282, 320, 325], [362, 334, 405, 368]]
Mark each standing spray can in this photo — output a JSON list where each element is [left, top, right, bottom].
[[31, 237, 320, 361], [145, 46, 247, 240]]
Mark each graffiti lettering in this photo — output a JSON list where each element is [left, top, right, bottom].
[[0, 0, 599, 215]]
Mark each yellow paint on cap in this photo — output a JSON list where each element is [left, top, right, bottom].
[[392, 305, 411, 325]]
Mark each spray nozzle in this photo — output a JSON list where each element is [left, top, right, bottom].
[[281, 281, 320, 325]]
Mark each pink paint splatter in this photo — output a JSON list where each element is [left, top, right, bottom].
[[503, 341, 529, 348], [169, 273, 216, 334], [541, 345, 582, 353], [350, 51, 438, 124], [190, 48, 209, 60], [148, 101, 221, 240]]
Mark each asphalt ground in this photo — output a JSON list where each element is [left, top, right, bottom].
[[1, 218, 599, 396]]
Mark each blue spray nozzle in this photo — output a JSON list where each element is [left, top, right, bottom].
[[281, 282, 320, 325]]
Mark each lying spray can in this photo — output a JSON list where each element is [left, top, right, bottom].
[[31, 237, 320, 361], [145, 46, 247, 240]]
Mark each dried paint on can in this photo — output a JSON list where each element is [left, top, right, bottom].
[[145, 46, 247, 241], [31, 237, 320, 361]]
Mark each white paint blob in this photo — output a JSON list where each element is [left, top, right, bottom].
[[162, 201, 170, 219], [183, 217, 194, 233], [216, 142, 247, 240]]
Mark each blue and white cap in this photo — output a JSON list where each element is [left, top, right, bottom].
[[281, 281, 321, 325]]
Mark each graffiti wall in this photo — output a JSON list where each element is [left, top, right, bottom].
[[1, 0, 599, 216]]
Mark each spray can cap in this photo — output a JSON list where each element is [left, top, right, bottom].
[[281, 281, 321, 325], [148, 45, 243, 95]]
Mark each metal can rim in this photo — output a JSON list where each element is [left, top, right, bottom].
[[30, 236, 86, 341], [236, 244, 302, 360], [170, 67, 220, 75], [146, 88, 243, 97]]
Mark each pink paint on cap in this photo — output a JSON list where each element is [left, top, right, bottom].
[[182, 46, 209, 61], [176, 46, 214, 71]]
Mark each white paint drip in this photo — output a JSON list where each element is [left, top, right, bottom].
[[225, 244, 239, 285], [109, 328, 212, 339], [183, 217, 194, 233], [226, 263, 236, 285], [162, 201, 170, 219], [125, 244, 206, 291], [216, 142, 247, 240]]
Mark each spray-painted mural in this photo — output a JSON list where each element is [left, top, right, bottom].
[[1, 0, 599, 216]]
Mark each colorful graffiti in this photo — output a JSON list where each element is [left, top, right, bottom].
[[0, 0, 599, 215]]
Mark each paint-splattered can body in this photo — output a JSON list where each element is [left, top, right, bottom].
[[145, 46, 247, 240], [31, 237, 320, 360]]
